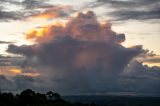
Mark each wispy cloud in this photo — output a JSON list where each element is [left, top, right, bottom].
[[92, 0, 160, 21]]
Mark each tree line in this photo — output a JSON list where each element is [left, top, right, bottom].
[[0, 89, 97, 106]]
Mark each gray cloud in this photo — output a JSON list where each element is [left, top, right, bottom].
[[0, 74, 42, 92], [21, 0, 50, 9], [97, 0, 159, 8], [0, 0, 160, 22], [138, 55, 160, 64], [0, 41, 14, 44], [121, 60, 160, 96], [0, 0, 72, 21], [0, 75, 15, 91], [0, 0, 20, 5], [109, 8, 160, 21], [0, 55, 13, 66], [6, 11, 158, 95], [95, 0, 160, 21], [0, 10, 24, 21], [0, 55, 22, 66], [0, 0, 49, 9], [0, 60, 160, 96], [27, 5, 72, 20]]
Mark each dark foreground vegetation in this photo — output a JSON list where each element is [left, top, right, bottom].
[[0, 89, 97, 106], [0, 89, 160, 106]]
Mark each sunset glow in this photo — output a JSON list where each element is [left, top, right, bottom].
[[29, 13, 60, 20], [10, 68, 22, 74]]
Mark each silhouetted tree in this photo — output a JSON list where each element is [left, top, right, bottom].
[[46, 91, 54, 100], [0, 92, 15, 106], [17, 89, 35, 106], [54, 93, 61, 99], [34, 93, 47, 104]]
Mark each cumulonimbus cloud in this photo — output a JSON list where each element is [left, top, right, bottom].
[[4, 11, 160, 95], [7, 11, 144, 73]]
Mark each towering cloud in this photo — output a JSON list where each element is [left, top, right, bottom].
[[25, 11, 126, 43], [4, 11, 160, 95], [8, 11, 143, 72]]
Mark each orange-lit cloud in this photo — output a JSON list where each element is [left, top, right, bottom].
[[28, 5, 71, 20], [10, 68, 22, 74], [25, 21, 65, 43], [25, 11, 125, 44], [143, 62, 160, 67], [0, 67, 22, 76], [29, 12, 62, 20], [22, 72, 40, 77], [0, 67, 40, 77]]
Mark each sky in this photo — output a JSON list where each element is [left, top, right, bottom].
[[0, 0, 160, 96]]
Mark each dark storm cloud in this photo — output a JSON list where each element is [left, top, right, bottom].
[[7, 44, 37, 57], [13, 75, 37, 90], [95, 0, 160, 21], [7, 11, 141, 75], [6, 11, 159, 95], [7, 39, 144, 73]]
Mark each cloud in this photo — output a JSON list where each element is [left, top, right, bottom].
[[27, 5, 72, 20], [97, 0, 159, 8], [0, 55, 15, 66], [141, 56, 160, 63], [137, 54, 160, 67], [1, 0, 159, 22], [0, 10, 23, 21], [21, 0, 50, 9], [0, 75, 15, 90], [109, 8, 160, 21], [24, 11, 126, 44], [0, 74, 42, 92], [0, 0, 72, 21], [0, 0, 20, 5], [6, 11, 159, 95], [0, 55, 41, 91], [0, 0, 23, 21], [0, 41, 14, 44], [121, 60, 160, 96], [94, 0, 160, 21]]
